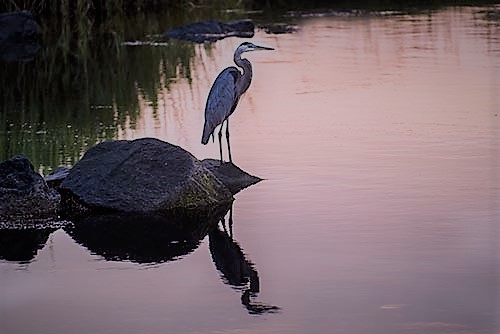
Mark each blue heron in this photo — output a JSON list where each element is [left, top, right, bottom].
[[201, 42, 274, 163]]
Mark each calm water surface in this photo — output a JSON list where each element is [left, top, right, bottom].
[[1, 6, 499, 334]]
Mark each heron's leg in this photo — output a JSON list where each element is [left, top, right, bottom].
[[218, 125, 223, 164], [226, 119, 233, 163]]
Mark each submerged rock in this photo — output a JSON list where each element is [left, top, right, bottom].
[[479, 9, 500, 21], [260, 23, 299, 35], [59, 138, 233, 214], [45, 166, 71, 188], [286, 9, 403, 19], [0, 156, 61, 222], [164, 19, 254, 43], [0, 11, 41, 62]]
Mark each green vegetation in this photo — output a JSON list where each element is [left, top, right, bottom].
[[0, 1, 238, 16], [0, 9, 209, 174]]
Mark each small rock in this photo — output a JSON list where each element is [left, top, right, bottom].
[[0, 156, 61, 222], [45, 166, 70, 188], [0, 11, 41, 62]]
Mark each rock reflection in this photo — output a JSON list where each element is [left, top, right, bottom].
[[0, 228, 54, 262], [65, 207, 229, 264], [209, 207, 280, 315], [0, 203, 279, 315]]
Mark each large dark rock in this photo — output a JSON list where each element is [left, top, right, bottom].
[[0, 11, 41, 62], [0, 156, 61, 222], [164, 19, 254, 43], [59, 138, 233, 214], [48, 160, 262, 196]]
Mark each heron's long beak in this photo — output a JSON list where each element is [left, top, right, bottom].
[[254, 45, 274, 51]]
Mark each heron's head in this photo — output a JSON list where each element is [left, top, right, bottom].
[[236, 42, 274, 54]]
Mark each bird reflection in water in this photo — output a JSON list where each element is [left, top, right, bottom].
[[209, 207, 280, 315]]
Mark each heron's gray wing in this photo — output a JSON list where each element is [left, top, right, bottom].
[[202, 67, 239, 144]]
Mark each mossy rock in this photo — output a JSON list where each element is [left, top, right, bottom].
[[59, 138, 233, 215]]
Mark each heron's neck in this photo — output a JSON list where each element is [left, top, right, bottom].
[[234, 55, 252, 95]]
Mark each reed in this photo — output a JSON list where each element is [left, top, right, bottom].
[[0, 8, 200, 174], [0, 0, 242, 18]]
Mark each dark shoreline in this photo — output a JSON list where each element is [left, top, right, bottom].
[[1, 1, 498, 23]]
